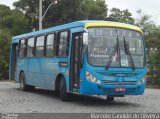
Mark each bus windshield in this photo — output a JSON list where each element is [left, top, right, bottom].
[[87, 27, 145, 68]]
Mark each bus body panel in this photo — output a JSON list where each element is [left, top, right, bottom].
[[16, 58, 70, 90]]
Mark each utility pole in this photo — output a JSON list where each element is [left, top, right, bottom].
[[39, 0, 57, 30], [39, 0, 43, 30]]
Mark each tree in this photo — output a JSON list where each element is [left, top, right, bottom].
[[85, 0, 108, 20], [135, 10, 160, 86], [0, 5, 12, 28], [135, 9, 156, 35], [135, 9, 158, 50], [107, 8, 134, 24], [0, 5, 31, 35], [0, 29, 11, 79], [13, 0, 108, 29], [8, 9, 32, 35], [0, 5, 32, 79]]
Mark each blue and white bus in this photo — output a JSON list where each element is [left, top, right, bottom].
[[9, 21, 147, 101]]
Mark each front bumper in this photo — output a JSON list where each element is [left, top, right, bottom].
[[80, 80, 146, 96]]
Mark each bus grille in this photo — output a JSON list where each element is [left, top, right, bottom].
[[97, 72, 140, 77], [102, 80, 137, 85]]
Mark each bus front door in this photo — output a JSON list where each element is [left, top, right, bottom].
[[70, 33, 83, 92]]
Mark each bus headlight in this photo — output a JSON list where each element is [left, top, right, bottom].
[[138, 77, 146, 85], [86, 71, 101, 84]]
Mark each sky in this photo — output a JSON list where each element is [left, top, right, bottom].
[[0, 0, 160, 24], [106, 0, 160, 25], [0, 0, 16, 8]]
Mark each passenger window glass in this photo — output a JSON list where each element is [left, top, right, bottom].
[[36, 36, 45, 57], [19, 39, 26, 58], [46, 34, 55, 57], [58, 31, 69, 57], [27, 38, 35, 57]]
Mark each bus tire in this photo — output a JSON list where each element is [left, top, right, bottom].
[[27, 85, 35, 91], [107, 96, 114, 102], [19, 72, 35, 91], [60, 77, 69, 101]]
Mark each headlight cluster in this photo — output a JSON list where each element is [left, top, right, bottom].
[[86, 71, 101, 84], [138, 77, 146, 85]]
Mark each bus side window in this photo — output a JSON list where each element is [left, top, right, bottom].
[[57, 31, 69, 57], [36, 36, 45, 57], [19, 39, 26, 58], [27, 37, 35, 58], [46, 33, 55, 57]]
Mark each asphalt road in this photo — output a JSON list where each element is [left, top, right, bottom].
[[0, 81, 160, 113]]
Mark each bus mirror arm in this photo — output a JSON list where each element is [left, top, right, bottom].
[[83, 28, 88, 33]]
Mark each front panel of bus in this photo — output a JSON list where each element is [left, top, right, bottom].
[[80, 26, 147, 96]]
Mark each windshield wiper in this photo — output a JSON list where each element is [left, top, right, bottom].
[[105, 44, 118, 69], [106, 29, 119, 70], [123, 35, 135, 70]]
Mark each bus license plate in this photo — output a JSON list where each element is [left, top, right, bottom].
[[115, 87, 126, 92]]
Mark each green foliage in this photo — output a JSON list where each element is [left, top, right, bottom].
[[0, 5, 12, 28], [0, 5, 31, 35], [107, 8, 135, 24], [0, 4, 32, 79], [85, 0, 108, 20], [8, 9, 31, 35], [135, 9, 156, 34], [135, 10, 160, 86], [13, 0, 108, 29], [0, 29, 11, 79], [146, 30, 160, 86]]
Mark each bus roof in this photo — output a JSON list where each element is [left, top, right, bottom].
[[12, 20, 142, 42]]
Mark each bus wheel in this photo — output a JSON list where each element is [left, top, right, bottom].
[[107, 96, 114, 102], [60, 77, 69, 101], [19, 72, 35, 91]]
